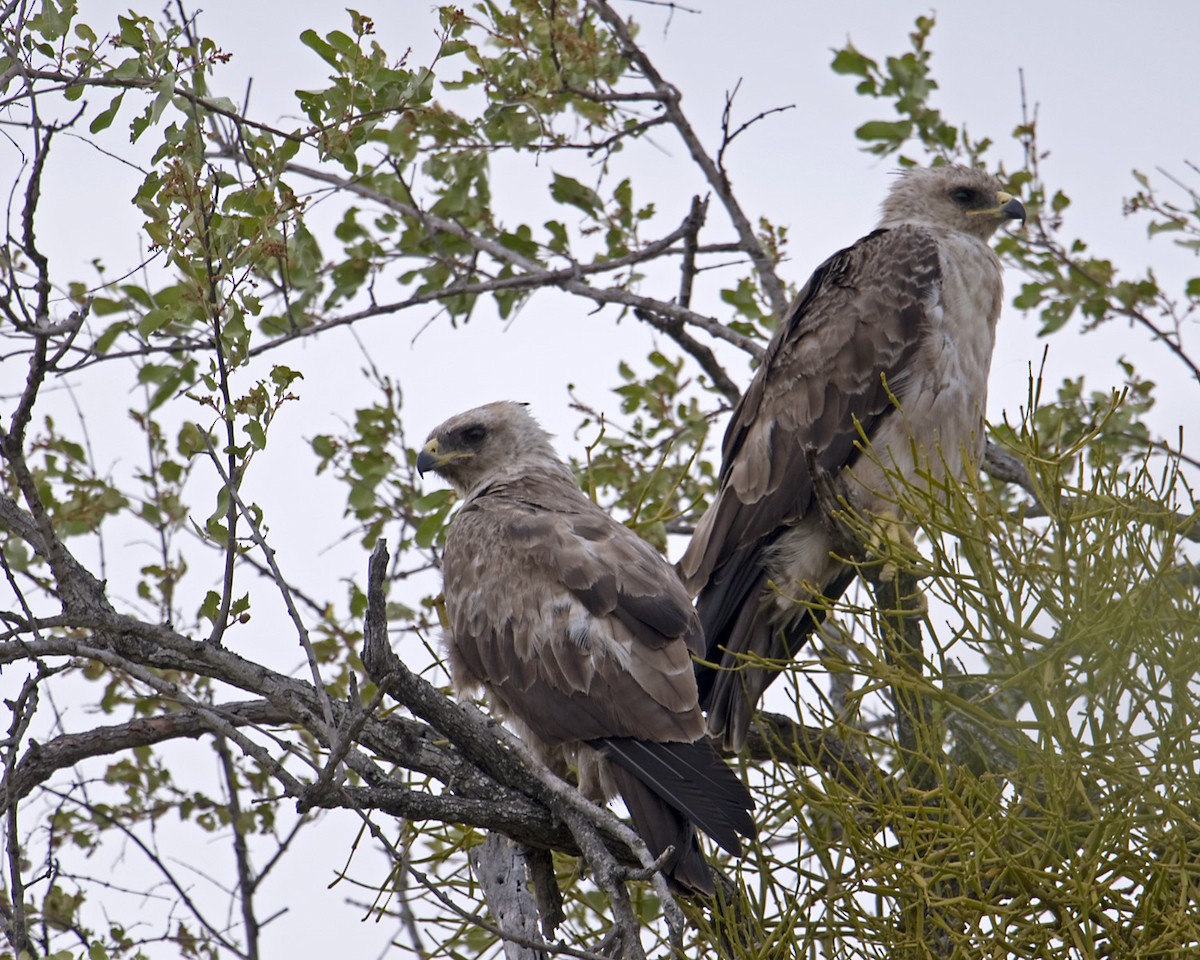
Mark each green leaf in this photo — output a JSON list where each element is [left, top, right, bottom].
[[830, 47, 876, 78], [245, 421, 267, 450], [311, 435, 337, 459], [178, 422, 207, 458], [403, 67, 435, 105], [117, 15, 146, 51], [415, 510, 446, 549], [90, 295, 124, 317], [89, 92, 124, 133], [206, 96, 239, 115], [1147, 218, 1184, 236], [1014, 283, 1044, 311], [270, 365, 303, 390], [93, 320, 130, 355], [550, 173, 602, 217], [31, 0, 72, 41], [498, 226, 539, 259], [415, 488, 456, 512], [137, 309, 170, 337], [348, 480, 378, 513], [544, 220, 569, 254], [300, 29, 341, 69], [198, 590, 221, 624], [854, 119, 912, 143], [111, 56, 142, 81], [1038, 301, 1074, 336]]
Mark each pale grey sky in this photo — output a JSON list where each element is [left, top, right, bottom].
[[5, 1, 1199, 955], [29, 2, 1200, 445]]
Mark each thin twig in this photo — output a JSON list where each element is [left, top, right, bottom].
[[586, 0, 789, 319], [202, 435, 336, 731], [215, 736, 261, 960]]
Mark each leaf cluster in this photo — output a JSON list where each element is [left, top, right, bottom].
[[1, 3, 1198, 959]]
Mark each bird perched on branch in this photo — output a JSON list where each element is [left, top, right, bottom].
[[417, 401, 755, 895], [680, 165, 1026, 751]]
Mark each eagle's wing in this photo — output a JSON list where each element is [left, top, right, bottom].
[[444, 474, 756, 886], [680, 224, 943, 713], [683, 225, 941, 588], [444, 474, 707, 748]]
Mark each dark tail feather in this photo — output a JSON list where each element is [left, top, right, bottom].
[[699, 565, 858, 750], [698, 586, 771, 751], [597, 738, 755, 894], [694, 547, 768, 706], [604, 763, 715, 895], [601, 739, 755, 854]]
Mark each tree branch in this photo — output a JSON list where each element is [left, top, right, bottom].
[[586, 0, 789, 320], [259, 161, 764, 360], [2, 670, 41, 959], [469, 835, 551, 960], [214, 736, 260, 960], [741, 712, 882, 797]]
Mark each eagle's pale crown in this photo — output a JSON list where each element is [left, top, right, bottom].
[[877, 165, 1025, 240], [417, 400, 570, 495]]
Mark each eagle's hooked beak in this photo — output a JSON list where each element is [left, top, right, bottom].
[[996, 191, 1026, 225], [417, 438, 474, 477], [416, 439, 442, 477]]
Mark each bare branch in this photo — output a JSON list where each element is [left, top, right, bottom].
[[586, 0, 790, 319], [1, 700, 283, 807], [982, 439, 1037, 496], [715, 78, 796, 178], [469, 835, 551, 960], [215, 736, 261, 960], [201, 435, 336, 730], [2, 670, 41, 959]]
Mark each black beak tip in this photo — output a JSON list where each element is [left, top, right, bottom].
[[1002, 197, 1027, 225], [416, 450, 437, 477]]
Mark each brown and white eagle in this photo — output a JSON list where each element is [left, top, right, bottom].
[[679, 165, 1026, 751], [417, 401, 755, 895]]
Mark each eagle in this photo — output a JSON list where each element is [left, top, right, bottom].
[[679, 165, 1026, 751], [417, 401, 755, 895]]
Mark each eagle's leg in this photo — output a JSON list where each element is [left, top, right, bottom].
[[861, 510, 938, 789], [865, 510, 927, 614]]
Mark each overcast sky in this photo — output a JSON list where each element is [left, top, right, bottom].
[[26, 1, 1200, 452], [5, 1, 1199, 955]]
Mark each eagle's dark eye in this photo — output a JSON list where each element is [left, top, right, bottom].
[[950, 187, 977, 206], [460, 424, 487, 445]]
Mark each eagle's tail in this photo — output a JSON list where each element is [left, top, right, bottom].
[[697, 561, 856, 752], [598, 738, 755, 896]]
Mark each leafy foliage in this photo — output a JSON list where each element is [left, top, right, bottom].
[[1, 3, 1198, 959]]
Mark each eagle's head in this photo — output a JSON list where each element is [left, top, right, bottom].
[[416, 401, 569, 495], [878, 165, 1026, 241]]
